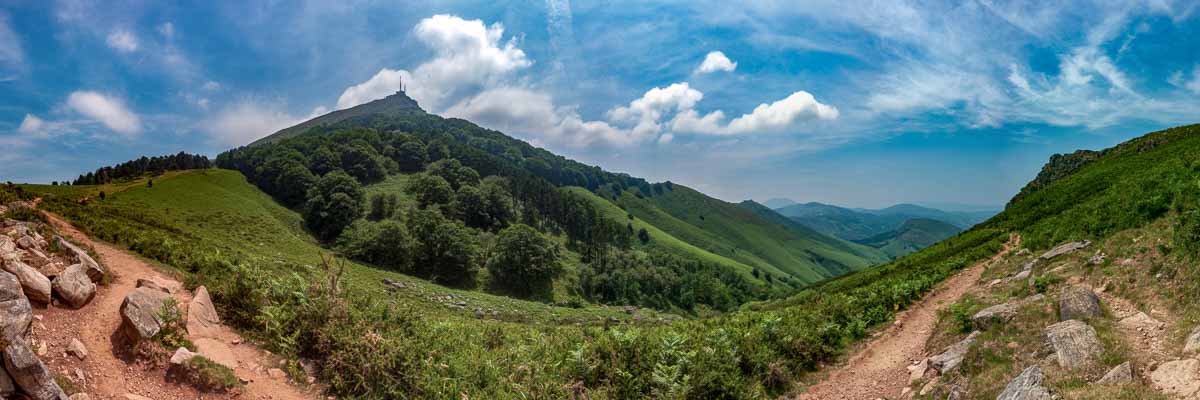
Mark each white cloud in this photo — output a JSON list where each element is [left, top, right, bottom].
[[204, 101, 306, 147], [0, 12, 24, 79], [445, 87, 633, 148], [158, 22, 175, 39], [202, 81, 221, 91], [335, 14, 531, 111], [17, 114, 44, 136], [66, 91, 142, 135], [695, 51, 737, 74], [105, 30, 139, 53], [671, 91, 839, 135], [1169, 66, 1200, 94], [607, 82, 704, 140]]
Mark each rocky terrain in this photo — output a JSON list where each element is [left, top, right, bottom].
[[0, 201, 314, 400]]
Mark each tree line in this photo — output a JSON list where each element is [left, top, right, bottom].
[[73, 152, 212, 185]]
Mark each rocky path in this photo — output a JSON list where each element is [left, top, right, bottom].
[[35, 211, 316, 400], [790, 234, 1020, 400]]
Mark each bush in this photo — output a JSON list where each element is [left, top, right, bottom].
[[303, 171, 365, 241], [487, 224, 562, 298], [182, 356, 241, 392], [154, 298, 194, 350]]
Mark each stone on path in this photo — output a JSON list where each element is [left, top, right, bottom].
[[169, 347, 196, 366], [1058, 286, 1102, 321], [3, 339, 69, 400], [54, 236, 103, 283], [1150, 359, 1200, 397], [1, 259, 51, 304], [930, 331, 980, 374], [1038, 240, 1091, 261], [194, 337, 237, 369], [52, 264, 95, 308], [1044, 320, 1103, 370], [1096, 361, 1132, 385], [186, 286, 221, 338], [118, 287, 172, 343], [997, 366, 1053, 400], [0, 271, 32, 342], [66, 338, 88, 360]]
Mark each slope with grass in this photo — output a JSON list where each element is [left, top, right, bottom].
[[853, 217, 963, 258], [776, 201, 993, 241]]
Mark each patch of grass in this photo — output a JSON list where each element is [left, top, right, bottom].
[[53, 372, 79, 395], [184, 356, 241, 392]]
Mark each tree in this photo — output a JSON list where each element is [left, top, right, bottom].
[[273, 160, 317, 207], [409, 208, 480, 286], [389, 140, 428, 173], [406, 174, 453, 208], [368, 193, 399, 221], [335, 219, 414, 271], [638, 228, 650, 244], [304, 171, 365, 241], [487, 224, 562, 298], [309, 146, 341, 176], [426, 158, 480, 190], [340, 144, 387, 183]]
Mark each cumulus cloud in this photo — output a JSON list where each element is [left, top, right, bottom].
[[336, 14, 531, 111], [445, 87, 633, 148], [105, 30, 139, 53], [607, 82, 704, 140], [671, 91, 839, 135], [66, 91, 142, 135], [17, 114, 44, 136], [695, 51, 737, 74], [0, 12, 24, 79], [204, 101, 307, 147]]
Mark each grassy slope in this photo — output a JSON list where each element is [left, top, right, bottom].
[[855, 218, 963, 258]]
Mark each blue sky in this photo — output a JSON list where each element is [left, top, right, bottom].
[[1, 1, 1199, 208]]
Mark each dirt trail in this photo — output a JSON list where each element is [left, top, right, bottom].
[[790, 234, 1020, 400], [32, 210, 317, 400]]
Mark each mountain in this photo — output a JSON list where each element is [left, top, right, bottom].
[[238, 91, 887, 286], [776, 201, 995, 242], [851, 217, 962, 258], [762, 197, 797, 209]]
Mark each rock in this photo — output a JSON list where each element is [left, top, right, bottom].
[[186, 286, 221, 338], [1044, 320, 1103, 370], [16, 236, 37, 250], [1038, 240, 1091, 261], [169, 347, 195, 366], [52, 264, 95, 308], [1184, 325, 1200, 354], [1118, 312, 1163, 332], [0, 363, 14, 398], [69, 394, 90, 400], [118, 287, 172, 343], [973, 303, 1019, 330], [1096, 361, 1132, 385], [1058, 286, 1101, 321], [267, 368, 287, 379], [906, 359, 928, 385], [66, 338, 87, 360], [194, 337, 237, 369], [1088, 252, 1106, 265], [3, 339, 69, 400], [134, 279, 169, 294], [1150, 359, 1200, 397], [930, 331, 980, 373], [919, 375, 939, 395], [1012, 269, 1032, 281], [123, 394, 154, 400], [997, 366, 1053, 400], [1, 259, 52, 304], [54, 237, 103, 283], [0, 271, 33, 342]]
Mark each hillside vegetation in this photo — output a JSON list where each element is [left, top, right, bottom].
[[853, 217, 963, 258], [776, 201, 992, 241]]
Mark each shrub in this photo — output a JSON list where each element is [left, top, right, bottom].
[[181, 356, 241, 392], [488, 224, 562, 298], [154, 298, 194, 351]]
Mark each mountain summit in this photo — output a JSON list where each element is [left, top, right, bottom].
[[252, 91, 424, 146]]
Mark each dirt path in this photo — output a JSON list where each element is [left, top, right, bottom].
[[32, 210, 317, 400], [790, 234, 1020, 400]]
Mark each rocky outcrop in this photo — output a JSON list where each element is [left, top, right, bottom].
[[1058, 286, 1101, 321], [1038, 240, 1091, 261], [0, 271, 32, 342], [930, 331, 980, 373], [1150, 359, 1200, 397], [54, 236, 103, 283], [119, 287, 172, 343], [187, 286, 221, 338], [51, 264, 95, 308], [1, 259, 51, 304], [1184, 325, 1200, 354], [1096, 361, 1132, 385], [973, 294, 1045, 330], [997, 366, 1053, 400], [1044, 320, 1103, 370], [3, 340, 69, 400]]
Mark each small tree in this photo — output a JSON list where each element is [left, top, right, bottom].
[[638, 228, 650, 244], [304, 171, 365, 241], [426, 158, 480, 190], [488, 224, 562, 298], [406, 174, 453, 209], [147, 178, 153, 188], [409, 208, 480, 286]]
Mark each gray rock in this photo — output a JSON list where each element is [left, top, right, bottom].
[[54, 237, 103, 283], [66, 339, 87, 360], [1038, 240, 1091, 261], [1058, 286, 1101, 321], [52, 264, 95, 308], [15, 236, 37, 250], [0, 271, 32, 342], [134, 279, 169, 294], [3, 339, 69, 400], [1150, 359, 1200, 397], [930, 331, 980, 373], [973, 303, 1019, 330], [1044, 320, 1103, 370], [0, 361, 14, 397], [186, 286, 220, 338], [1, 259, 51, 304], [1184, 325, 1200, 354], [1096, 361, 1132, 385], [997, 366, 1053, 400], [119, 287, 172, 343], [69, 394, 90, 400], [169, 347, 195, 366]]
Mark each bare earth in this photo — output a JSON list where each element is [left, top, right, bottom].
[[789, 234, 1019, 400], [31, 210, 317, 400]]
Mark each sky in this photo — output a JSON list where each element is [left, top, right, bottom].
[[1, 1, 1199, 208]]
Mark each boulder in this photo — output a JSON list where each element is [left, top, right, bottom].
[[0, 237, 14, 254], [930, 331, 980, 374], [135, 279, 170, 294], [1118, 312, 1163, 332], [997, 366, 1053, 400], [973, 294, 1045, 330], [186, 286, 221, 338], [1038, 240, 1091, 261], [1096, 361, 1132, 385], [193, 338, 237, 369], [1150, 359, 1200, 397], [53, 237, 103, 283], [3, 340, 69, 400], [1, 259, 51, 304], [15, 236, 37, 250], [0, 363, 14, 398], [52, 264, 95, 308], [1184, 325, 1200, 354], [66, 339, 87, 360], [1044, 320, 1103, 370], [169, 347, 195, 366], [0, 271, 32, 342], [1058, 286, 1101, 321], [119, 287, 172, 343]]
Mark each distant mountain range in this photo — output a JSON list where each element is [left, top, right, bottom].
[[765, 200, 998, 258]]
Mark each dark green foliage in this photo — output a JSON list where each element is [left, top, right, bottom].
[[488, 224, 562, 298], [406, 174, 453, 209], [309, 146, 341, 176], [367, 193, 398, 221], [638, 228, 650, 243], [335, 219, 414, 271], [73, 151, 212, 185], [154, 298, 194, 350], [339, 143, 388, 183], [408, 208, 480, 286], [426, 158, 480, 190], [579, 249, 757, 312], [2, 206, 47, 224], [182, 356, 241, 392], [304, 171, 365, 241], [389, 139, 429, 172], [450, 176, 517, 230]]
